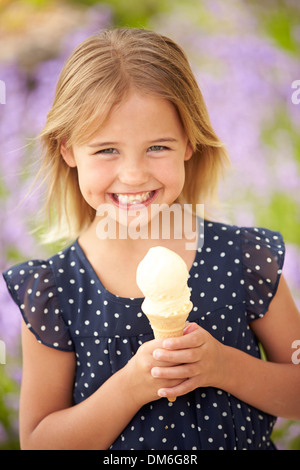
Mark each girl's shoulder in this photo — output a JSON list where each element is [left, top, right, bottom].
[[203, 219, 285, 259], [201, 219, 285, 321], [203, 218, 283, 246], [3, 241, 78, 298], [2, 242, 78, 352]]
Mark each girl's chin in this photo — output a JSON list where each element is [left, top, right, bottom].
[[95, 205, 153, 240], [112, 206, 153, 230], [95, 196, 169, 239]]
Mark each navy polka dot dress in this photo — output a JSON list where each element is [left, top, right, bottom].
[[3, 220, 285, 450]]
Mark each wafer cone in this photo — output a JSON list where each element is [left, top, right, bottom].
[[145, 303, 192, 402], [146, 309, 191, 340]]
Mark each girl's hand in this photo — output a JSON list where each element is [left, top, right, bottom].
[[150, 322, 226, 400], [125, 338, 186, 406]]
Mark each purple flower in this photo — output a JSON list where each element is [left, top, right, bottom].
[[0, 275, 21, 353]]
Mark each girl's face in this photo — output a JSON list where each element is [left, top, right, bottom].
[[61, 91, 193, 228]]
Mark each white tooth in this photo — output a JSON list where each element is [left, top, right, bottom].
[[118, 195, 129, 204], [116, 191, 152, 204]]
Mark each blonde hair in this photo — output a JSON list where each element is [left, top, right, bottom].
[[38, 27, 229, 243]]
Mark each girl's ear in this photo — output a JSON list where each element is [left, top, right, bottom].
[[61, 141, 77, 168], [184, 142, 193, 161]]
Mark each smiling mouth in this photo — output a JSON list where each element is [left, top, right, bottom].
[[109, 190, 158, 208]]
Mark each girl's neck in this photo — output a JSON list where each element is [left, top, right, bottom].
[[77, 211, 198, 298], [80, 208, 198, 258]]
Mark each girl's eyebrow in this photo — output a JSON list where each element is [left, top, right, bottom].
[[88, 137, 178, 148], [148, 137, 178, 144], [88, 141, 119, 148]]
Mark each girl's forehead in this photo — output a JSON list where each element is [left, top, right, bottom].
[[84, 92, 186, 143]]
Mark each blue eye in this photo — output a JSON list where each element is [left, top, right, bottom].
[[148, 145, 168, 152], [97, 148, 118, 154]]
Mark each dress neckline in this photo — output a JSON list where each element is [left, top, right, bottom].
[[72, 218, 203, 304], [73, 238, 144, 305]]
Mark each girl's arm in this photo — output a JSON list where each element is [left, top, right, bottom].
[[20, 322, 183, 450], [223, 275, 300, 419], [152, 276, 300, 420]]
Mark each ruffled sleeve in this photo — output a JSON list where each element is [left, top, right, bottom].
[[241, 227, 285, 322], [2, 260, 74, 351]]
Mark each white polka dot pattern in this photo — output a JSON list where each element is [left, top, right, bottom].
[[2, 220, 284, 449]]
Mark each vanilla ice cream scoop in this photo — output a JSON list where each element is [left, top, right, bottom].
[[136, 246, 193, 330], [137, 246, 189, 298]]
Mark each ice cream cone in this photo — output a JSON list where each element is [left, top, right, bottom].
[[136, 246, 193, 403], [145, 308, 191, 340], [145, 305, 192, 402]]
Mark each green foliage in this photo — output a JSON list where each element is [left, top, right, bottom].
[[245, 0, 300, 55], [256, 193, 300, 246], [0, 366, 20, 450], [66, 0, 170, 27], [263, 9, 300, 54]]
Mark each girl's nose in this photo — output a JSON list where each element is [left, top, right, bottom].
[[118, 158, 149, 187]]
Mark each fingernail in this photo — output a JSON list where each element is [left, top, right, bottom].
[[153, 349, 162, 360], [158, 389, 167, 397], [151, 367, 160, 377]]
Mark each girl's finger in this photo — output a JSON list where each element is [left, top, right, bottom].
[[162, 323, 207, 350], [153, 344, 202, 363], [151, 362, 199, 379], [158, 377, 199, 398]]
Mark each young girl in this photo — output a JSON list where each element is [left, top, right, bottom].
[[3, 28, 300, 450]]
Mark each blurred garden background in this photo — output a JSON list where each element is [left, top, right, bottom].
[[0, 0, 300, 450]]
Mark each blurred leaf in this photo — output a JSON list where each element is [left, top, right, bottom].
[[256, 192, 300, 245], [245, 0, 300, 55], [4, 246, 27, 264], [271, 418, 292, 441], [262, 108, 300, 169], [66, 0, 169, 27], [0, 366, 19, 449], [264, 10, 300, 54], [290, 434, 300, 451], [19, 0, 51, 6]]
